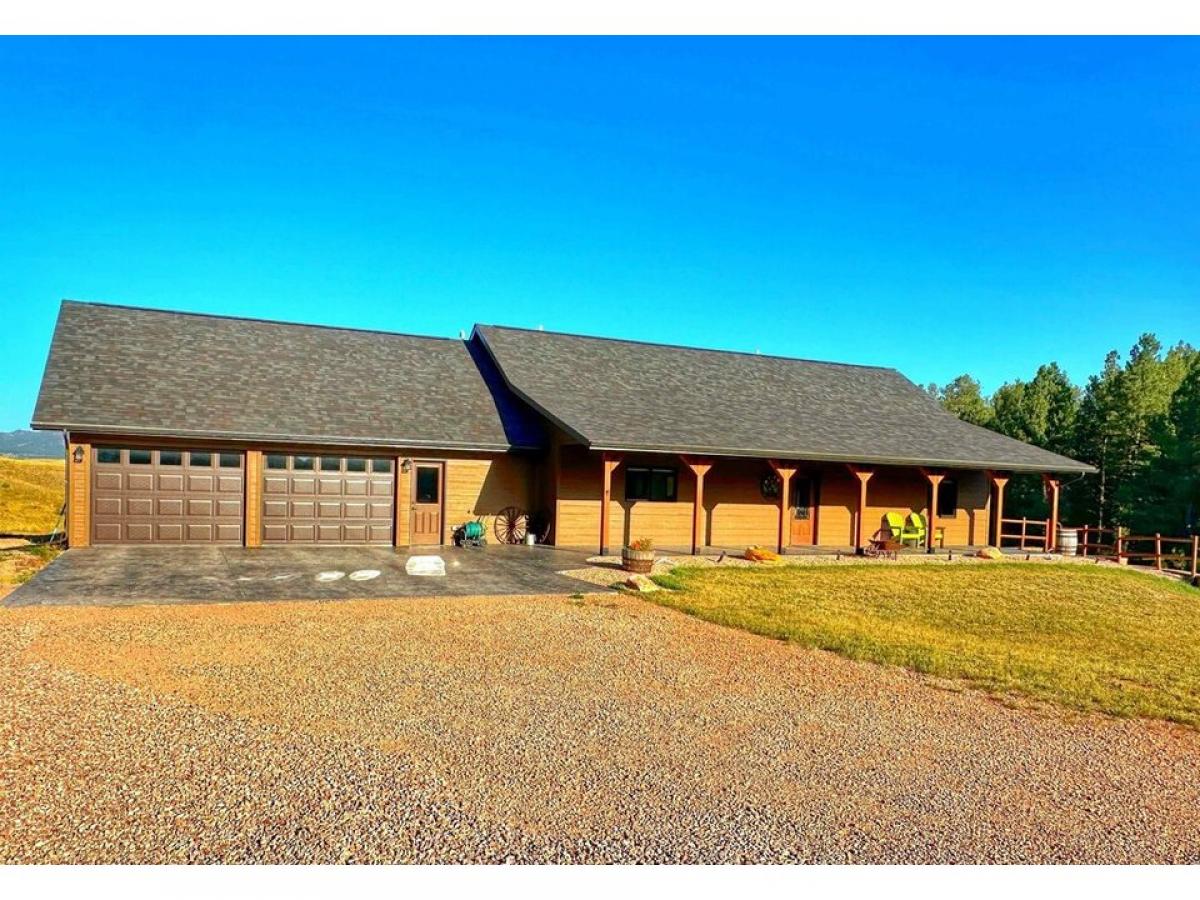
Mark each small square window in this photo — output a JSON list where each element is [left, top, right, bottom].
[[96, 447, 121, 464], [371, 458, 393, 473], [266, 454, 287, 470], [219, 453, 242, 468], [189, 451, 213, 467], [129, 449, 152, 465], [158, 450, 182, 466], [293, 455, 315, 471], [321, 457, 341, 472], [346, 457, 367, 472]]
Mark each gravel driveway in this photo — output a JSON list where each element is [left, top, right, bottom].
[[2, 593, 1199, 863]]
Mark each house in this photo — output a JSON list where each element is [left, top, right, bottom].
[[32, 301, 1094, 554]]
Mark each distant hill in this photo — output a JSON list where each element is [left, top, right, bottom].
[[0, 430, 63, 459]]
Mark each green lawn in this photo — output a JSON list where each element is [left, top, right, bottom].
[[649, 563, 1200, 727]]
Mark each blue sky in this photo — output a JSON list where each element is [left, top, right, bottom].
[[2, 37, 1197, 431]]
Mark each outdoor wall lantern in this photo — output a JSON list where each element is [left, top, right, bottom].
[[401, 458, 413, 473], [72, 446, 84, 463]]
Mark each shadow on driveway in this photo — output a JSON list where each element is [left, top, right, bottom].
[[4, 544, 604, 607]]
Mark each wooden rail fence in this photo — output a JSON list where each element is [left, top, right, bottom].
[[1077, 525, 1199, 579]]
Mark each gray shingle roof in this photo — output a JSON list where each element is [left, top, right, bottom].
[[474, 325, 1094, 474], [32, 302, 542, 451]]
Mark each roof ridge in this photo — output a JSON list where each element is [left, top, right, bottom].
[[61, 299, 464, 343], [475, 323, 898, 373]]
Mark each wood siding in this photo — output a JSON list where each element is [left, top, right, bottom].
[[244, 450, 263, 547], [66, 438, 90, 548]]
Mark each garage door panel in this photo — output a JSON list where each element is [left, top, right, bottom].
[[157, 473, 185, 491], [157, 498, 184, 516], [127, 498, 154, 516], [126, 523, 153, 542], [127, 473, 154, 491], [94, 523, 121, 542], [95, 497, 121, 515], [264, 475, 289, 494], [262, 455, 394, 545], [187, 498, 213, 516], [92, 448, 245, 545], [185, 524, 213, 541], [95, 471, 123, 491], [291, 477, 317, 495], [187, 474, 214, 491], [217, 499, 242, 518], [156, 523, 184, 541], [289, 523, 316, 541], [218, 475, 243, 493]]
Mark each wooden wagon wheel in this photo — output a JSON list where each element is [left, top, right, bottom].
[[494, 506, 529, 544]]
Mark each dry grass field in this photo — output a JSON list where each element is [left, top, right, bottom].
[[650, 563, 1200, 727], [0, 456, 63, 535]]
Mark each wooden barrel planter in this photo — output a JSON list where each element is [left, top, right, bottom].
[[622, 546, 655, 574]]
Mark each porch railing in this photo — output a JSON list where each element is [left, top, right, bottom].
[[999, 517, 1050, 552]]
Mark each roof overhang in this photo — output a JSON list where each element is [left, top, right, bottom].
[[586, 441, 1097, 475], [31, 420, 536, 454]]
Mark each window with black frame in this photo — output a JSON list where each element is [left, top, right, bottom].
[[625, 466, 677, 502], [937, 479, 958, 517]]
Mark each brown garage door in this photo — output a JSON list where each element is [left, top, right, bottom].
[[92, 447, 245, 544], [261, 453, 394, 545]]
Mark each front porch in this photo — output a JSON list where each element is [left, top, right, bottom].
[[552, 446, 1064, 558]]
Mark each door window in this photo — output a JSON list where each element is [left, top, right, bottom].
[[415, 466, 440, 504]]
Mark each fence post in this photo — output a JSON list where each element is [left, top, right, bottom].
[[1020, 517, 1027, 551], [1081, 525, 1089, 558], [1155, 533, 1162, 571], [1191, 535, 1198, 580], [1114, 531, 1122, 564], [1044, 518, 1052, 553]]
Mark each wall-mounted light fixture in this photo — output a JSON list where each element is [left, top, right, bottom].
[[72, 446, 84, 463], [401, 458, 413, 473]]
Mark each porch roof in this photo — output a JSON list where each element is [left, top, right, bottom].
[[474, 325, 1095, 474]]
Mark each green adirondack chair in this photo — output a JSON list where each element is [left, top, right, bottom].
[[884, 512, 923, 546], [906, 512, 928, 546]]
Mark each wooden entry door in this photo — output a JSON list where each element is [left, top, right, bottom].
[[790, 476, 817, 545], [411, 463, 444, 545]]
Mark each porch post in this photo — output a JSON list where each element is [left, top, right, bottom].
[[988, 472, 1009, 547], [1043, 474, 1061, 552], [920, 468, 945, 553], [681, 456, 713, 555], [846, 464, 875, 554], [599, 452, 622, 556], [768, 460, 797, 554]]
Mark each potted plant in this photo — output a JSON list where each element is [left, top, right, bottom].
[[622, 537, 656, 573]]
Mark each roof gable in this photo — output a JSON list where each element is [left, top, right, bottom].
[[33, 302, 542, 450], [474, 325, 1093, 474]]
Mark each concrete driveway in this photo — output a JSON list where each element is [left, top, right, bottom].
[[3, 544, 600, 607]]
